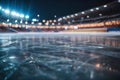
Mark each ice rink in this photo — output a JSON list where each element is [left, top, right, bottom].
[[0, 33, 120, 80]]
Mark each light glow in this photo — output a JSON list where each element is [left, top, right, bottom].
[[11, 11, 16, 15], [0, 6, 2, 10], [25, 15, 29, 19], [90, 9, 94, 12], [20, 14, 24, 18], [96, 7, 99, 10], [81, 12, 85, 14], [4, 9, 10, 14], [75, 14, 78, 16], [7, 19, 10, 22], [9, 56, 16, 59], [15, 20, 18, 23], [104, 5, 107, 8], [2, 9, 5, 11]]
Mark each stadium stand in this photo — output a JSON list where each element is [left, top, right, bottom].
[[0, 1, 120, 32]]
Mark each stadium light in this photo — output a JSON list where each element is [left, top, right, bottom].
[[11, 11, 16, 15], [15, 20, 18, 23], [81, 12, 85, 14], [7, 19, 10, 22], [96, 7, 99, 10], [38, 22, 42, 25], [42, 20, 46, 23], [25, 21, 28, 24], [87, 16, 90, 18], [20, 20, 23, 24], [54, 15, 57, 18], [99, 13, 102, 16], [103, 5, 107, 8], [2, 9, 5, 11], [45, 22, 49, 26], [4, 9, 10, 14], [49, 20, 52, 23], [68, 21, 71, 24], [15, 13, 20, 17], [20, 14, 24, 18], [54, 20, 56, 22], [31, 22, 34, 24], [58, 18, 62, 21], [0, 6, 2, 10], [32, 19, 38, 22], [10, 11, 29, 18], [71, 15, 74, 17], [63, 17, 66, 19], [25, 15, 29, 19], [52, 23, 55, 25], [90, 9, 94, 12], [75, 13, 78, 16], [67, 16, 70, 18], [37, 14, 40, 17], [118, 0, 120, 2]]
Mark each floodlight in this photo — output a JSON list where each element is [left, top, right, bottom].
[[52, 23, 55, 25], [25, 21, 28, 24], [37, 14, 40, 17], [63, 17, 66, 19], [11, 11, 16, 15], [67, 16, 70, 18], [20, 14, 24, 18], [2, 9, 5, 11], [96, 8, 99, 10], [81, 12, 85, 14], [38, 22, 42, 25], [87, 16, 90, 18], [71, 15, 74, 17], [15, 20, 18, 23], [31, 22, 34, 24], [32, 19, 38, 22], [0, 6, 2, 10], [42, 20, 46, 22], [5, 9, 10, 14], [7, 19, 10, 22], [25, 15, 29, 19], [15, 13, 20, 17], [20, 20, 23, 24], [90, 9, 94, 12], [104, 5, 107, 8], [99, 13, 102, 16], [75, 14, 78, 16]]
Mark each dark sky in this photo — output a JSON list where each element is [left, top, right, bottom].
[[0, 0, 116, 20]]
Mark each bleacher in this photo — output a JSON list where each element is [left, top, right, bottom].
[[0, 1, 120, 32]]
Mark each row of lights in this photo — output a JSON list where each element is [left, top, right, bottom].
[[1, 19, 120, 29], [58, 13, 103, 23], [58, 4, 108, 21], [2, 21, 61, 27], [5, 19, 59, 26], [6, 19, 26, 23], [0, 6, 29, 19]]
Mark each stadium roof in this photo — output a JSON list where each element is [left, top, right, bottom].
[[58, 1, 120, 24]]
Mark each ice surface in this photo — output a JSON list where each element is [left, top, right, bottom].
[[0, 33, 120, 80]]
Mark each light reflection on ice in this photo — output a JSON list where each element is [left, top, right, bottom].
[[0, 33, 120, 80], [9, 56, 16, 59]]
